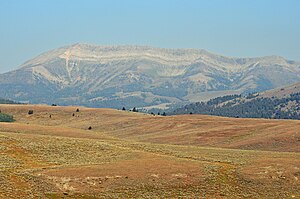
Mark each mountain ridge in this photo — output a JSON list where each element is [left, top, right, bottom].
[[1, 43, 300, 108], [20, 43, 294, 71]]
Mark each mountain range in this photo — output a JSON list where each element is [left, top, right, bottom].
[[0, 43, 300, 108]]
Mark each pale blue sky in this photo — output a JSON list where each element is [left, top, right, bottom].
[[0, 0, 299, 73]]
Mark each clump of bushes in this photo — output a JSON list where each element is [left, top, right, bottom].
[[28, 110, 34, 115], [0, 113, 15, 122]]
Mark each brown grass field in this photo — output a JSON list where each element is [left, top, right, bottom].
[[0, 104, 299, 198]]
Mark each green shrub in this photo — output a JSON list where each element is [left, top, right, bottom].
[[0, 113, 15, 122]]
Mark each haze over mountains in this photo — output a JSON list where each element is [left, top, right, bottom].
[[0, 43, 300, 108]]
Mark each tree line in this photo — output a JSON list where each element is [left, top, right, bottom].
[[172, 93, 300, 120]]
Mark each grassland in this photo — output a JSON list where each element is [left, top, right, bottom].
[[0, 104, 299, 198]]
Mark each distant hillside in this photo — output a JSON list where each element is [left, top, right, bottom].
[[172, 82, 300, 120], [1, 43, 300, 108], [0, 98, 18, 104]]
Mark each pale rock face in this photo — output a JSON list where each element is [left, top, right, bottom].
[[0, 43, 299, 108]]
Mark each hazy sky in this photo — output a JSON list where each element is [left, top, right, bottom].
[[0, 0, 299, 73]]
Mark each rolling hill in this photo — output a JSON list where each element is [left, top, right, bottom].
[[0, 44, 300, 108], [0, 104, 299, 198]]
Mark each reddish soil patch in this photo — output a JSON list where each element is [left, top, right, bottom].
[[42, 154, 205, 193]]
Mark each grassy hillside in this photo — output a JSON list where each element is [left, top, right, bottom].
[[0, 104, 299, 198], [1, 104, 299, 152]]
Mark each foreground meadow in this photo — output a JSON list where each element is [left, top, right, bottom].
[[0, 105, 299, 198]]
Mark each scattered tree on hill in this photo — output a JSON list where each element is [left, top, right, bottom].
[[28, 110, 34, 115], [76, 108, 80, 112], [132, 107, 138, 112], [162, 112, 166, 116], [88, 126, 92, 130], [122, 107, 126, 111]]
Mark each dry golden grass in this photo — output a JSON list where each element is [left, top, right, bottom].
[[1, 104, 299, 152], [0, 104, 299, 198]]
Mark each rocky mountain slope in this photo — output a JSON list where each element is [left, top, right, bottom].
[[172, 82, 300, 119], [0, 43, 300, 108]]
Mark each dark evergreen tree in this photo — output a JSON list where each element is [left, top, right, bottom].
[[0, 113, 14, 122]]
